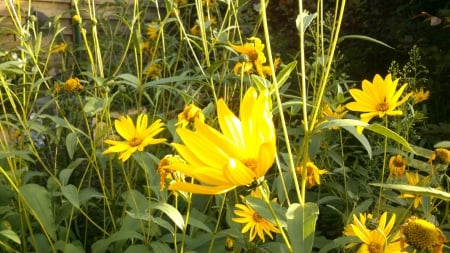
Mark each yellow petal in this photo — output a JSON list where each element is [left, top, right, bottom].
[[168, 182, 235, 194]]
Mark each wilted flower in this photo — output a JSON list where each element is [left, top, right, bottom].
[[64, 77, 83, 92], [147, 22, 160, 40], [389, 154, 406, 179], [400, 216, 447, 253], [158, 155, 186, 190], [144, 63, 161, 80], [229, 37, 267, 77], [103, 114, 166, 162], [346, 74, 411, 133], [428, 148, 450, 164]]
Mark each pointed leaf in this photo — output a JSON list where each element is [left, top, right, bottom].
[[152, 202, 184, 230], [366, 124, 415, 153], [370, 183, 450, 201], [61, 184, 80, 208], [286, 202, 319, 253], [0, 230, 21, 244], [65, 132, 78, 160], [19, 184, 56, 240]]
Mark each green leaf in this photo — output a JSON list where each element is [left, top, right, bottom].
[[79, 188, 104, 205], [83, 97, 107, 116], [19, 184, 56, 241], [370, 183, 450, 201], [152, 202, 184, 230], [434, 141, 450, 148], [0, 229, 21, 244], [65, 132, 78, 160], [342, 125, 372, 159], [124, 244, 148, 253], [338, 35, 394, 49], [91, 230, 145, 253], [365, 124, 415, 153], [275, 61, 297, 91], [149, 242, 173, 253], [286, 203, 319, 253], [186, 216, 212, 233], [318, 236, 360, 253], [61, 184, 80, 208]]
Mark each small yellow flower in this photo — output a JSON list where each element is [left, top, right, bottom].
[[398, 171, 422, 209], [175, 104, 205, 128], [144, 63, 161, 80], [389, 154, 406, 179], [400, 216, 447, 253], [261, 57, 282, 77], [346, 74, 411, 133], [147, 22, 160, 40], [344, 212, 404, 253], [157, 155, 186, 190], [413, 87, 430, 104], [428, 148, 450, 164], [229, 37, 267, 77], [296, 161, 327, 189], [164, 87, 276, 194], [103, 114, 166, 162], [232, 202, 280, 242], [51, 42, 68, 53], [64, 77, 83, 92], [322, 103, 348, 119], [72, 14, 81, 24], [190, 24, 200, 35]]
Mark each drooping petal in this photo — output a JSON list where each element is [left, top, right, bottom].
[[168, 182, 235, 194]]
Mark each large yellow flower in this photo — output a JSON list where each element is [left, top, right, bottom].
[[346, 74, 410, 133], [344, 212, 405, 253], [232, 202, 281, 242], [164, 87, 276, 194], [400, 216, 447, 253], [103, 114, 166, 162]]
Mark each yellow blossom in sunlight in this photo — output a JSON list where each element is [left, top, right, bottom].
[[261, 57, 281, 77], [400, 216, 447, 253], [428, 148, 450, 164], [229, 37, 267, 77], [51, 42, 68, 53], [147, 22, 160, 40], [323, 103, 348, 119], [296, 161, 327, 189], [72, 14, 81, 24], [398, 171, 422, 209], [232, 202, 280, 242], [144, 63, 161, 80], [346, 74, 411, 133], [175, 103, 205, 128], [157, 155, 186, 190], [344, 212, 405, 253], [103, 114, 166, 162], [163, 87, 276, 194], [388, 154, 406, 179], [64, 77, 83, 92], [413, 87, 430, 104]]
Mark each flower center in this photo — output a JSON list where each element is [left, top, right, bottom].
[[368, 242, 383, 253], [128, 137, 143, 147], [248, 50, 259, 62], [376, 101, 390, 112], [393, 158, 404, 167], [243, 159, 258, 171]]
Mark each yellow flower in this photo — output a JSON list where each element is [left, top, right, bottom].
[[400, 216, 447, 253], [164, 87, 276, 194], [51, 42, 68, 53], [190, 24, 200, 35], [296, 161, 327, 189], [428, 148, 450, 164], [346, 74, 410, 133], [413, 87, 430, 104], [232, 202, 280, 242], [147, 23, 160, 40], [157, 155, 186, 190], [398, 171, 422, 208], [103, 114, 166, 162], [323, 103, 348, 119], [229, 37, 267, 77], [344, 212, 404, 253], [175, 104, 205, 128], [389, 154, 406, 179], [72, 14, 81, 24], [64, 77, 83, 92], [261, 57, 282, 77], [144, 63, 161, 80]]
